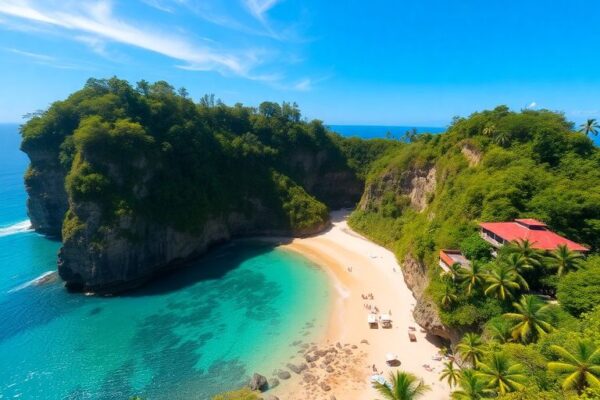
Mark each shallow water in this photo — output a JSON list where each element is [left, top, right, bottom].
[[0, 124, 331, 399]]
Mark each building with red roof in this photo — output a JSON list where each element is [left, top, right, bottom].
[[479, 218, 588, 252], [439, 249, 470, 273]]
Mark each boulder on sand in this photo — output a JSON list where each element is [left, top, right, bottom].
[[277, 370, 291, 380], [249, 373, 268, 392], [286, 362, 308, 374]]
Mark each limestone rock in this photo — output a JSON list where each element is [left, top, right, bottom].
[[249, 373, 268, 392]]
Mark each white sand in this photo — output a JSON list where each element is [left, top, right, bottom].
[[270, 210, 451, 399]]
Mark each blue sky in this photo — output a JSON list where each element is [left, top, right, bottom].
[[0, 0, 599, 126]]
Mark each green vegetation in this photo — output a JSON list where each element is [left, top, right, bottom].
[[348, 107, 600, 399], [372, 370, 431, 400], [211, 388, 261, 400], [22, 77, 388, 240]]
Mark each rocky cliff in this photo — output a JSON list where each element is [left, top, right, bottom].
[[22, 146, 68, 237]]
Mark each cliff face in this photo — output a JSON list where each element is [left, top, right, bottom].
[[23, 147, 68, 237], [286, 148, 363, 209], [402, 256, 460, 343], [359, 165, 436, 212], [58, 198, 327, 293]]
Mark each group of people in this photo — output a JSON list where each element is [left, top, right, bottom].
[[361, 293, 374, 300]]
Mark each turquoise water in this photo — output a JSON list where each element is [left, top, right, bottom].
[[0, 124, 331, 399]]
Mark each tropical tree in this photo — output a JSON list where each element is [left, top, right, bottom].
[[494, 130, 511, 147], [482, 123, 497, 137], [548, 341, 600, 394], [503, 295, 554, 343], [484, 318, 513, 344], [499, 253, 531, 291], [547, 244, 584, 276], [440, 360, 461, 387], [505, 239, 542, 269], [458, 262, 487, 296], [456, 333, 485, 368], [484, 264, 521, 301], [440, 282, 458, 309], [373, 371, 431, 400], [451, 369, 491, 400], [476, 353, 526, 395], [580, 118, 599, 136]]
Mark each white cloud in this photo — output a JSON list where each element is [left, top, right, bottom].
[[3, 47, 88, 69], [526, 101, 537, 109], [293, 78, 312, 91], [242, 0, 279, 22], [0, 0, 255, 76]]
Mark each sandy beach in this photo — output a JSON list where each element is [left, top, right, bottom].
[[268, 210, 451, 400]]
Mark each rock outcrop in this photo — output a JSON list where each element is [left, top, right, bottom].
[[249, 373, 268, 392], [22, 146, 68, 237], [402, 255, 460, 343], [360, 165, 436, 213]]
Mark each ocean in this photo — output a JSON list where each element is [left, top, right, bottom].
[[0, 123, 331, 399], [328, 124, 446, 139]]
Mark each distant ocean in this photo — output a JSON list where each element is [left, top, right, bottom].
[[328, 124, 446, 139], [0, 124, 331, 399]]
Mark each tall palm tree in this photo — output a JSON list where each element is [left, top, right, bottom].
[[499, 253, 531, 291], [484, 318, 513, 344], [484, 264, 521, 301], [505, 239, 542, 269], [580, 119, 599, 136], [503, 295, 554, 343], [373, 371, 431, 400], [458, 262, 487, 296], [547, 244, 584, 276], [440, 282, 458, 309], [451, 369, 491, 400], [548, 341, 600, 394], [456, 333, 485, 368], [440, 360, 461, 387], [476, 353, 527, 395]]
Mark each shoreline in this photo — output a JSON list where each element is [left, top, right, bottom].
[[264, 210, 451, 399]]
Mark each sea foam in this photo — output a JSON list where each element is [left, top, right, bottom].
[[0, 220, 32, 237]]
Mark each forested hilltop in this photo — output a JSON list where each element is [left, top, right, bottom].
[[349, 106, 600, 399], [20, 77, 392, 293]]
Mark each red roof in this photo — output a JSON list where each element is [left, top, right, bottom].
[[479, 221, 588, 252], [439, 249, 470, 267]]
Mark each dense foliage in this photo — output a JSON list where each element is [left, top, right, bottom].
[[21, 77, 383, 239], [348, 107, 600, 399]]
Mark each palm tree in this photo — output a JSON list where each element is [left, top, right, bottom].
[[499, 253, 531, 291], [493, 130, 511, 147], [482, 123, 496, 137], [579, 118, 599, 136], [484, 318, 512, 344], [451, 369, 491, 400], [503, 295, 554, 343], [505, 239, 542, 267], [456, 333, 485, 368], [373, 371, 431, 400], [458, 262, 487, 296], [547, 244, 584, 276], [440, 282, 458, 309], [440, 360, 461, 387], [484, 264, 521, 301], [476, 353, 526, 395], [548, 341, 600, 394]]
